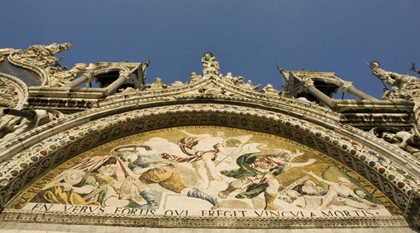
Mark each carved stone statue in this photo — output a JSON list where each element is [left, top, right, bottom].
[[370, 126, 420, 159], [239, 80, 261, 91], [224, 73, 245, 86], [169, 81, 184, 87], [189, 72, 201, 84], [260, 84, 280, 96], [201, 52, 220, 76], [47, 63, 87, 87], [13, 42, 71, 68], [198, 83, 232, 96], [145, 77, 167, 90], [369, 61, 419, 90], [225, 72, 234, 80], [0, 109, 61, 143]]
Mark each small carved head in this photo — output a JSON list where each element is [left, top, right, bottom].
[[369, 61, 380, 69], [203, 51, 214, 61]]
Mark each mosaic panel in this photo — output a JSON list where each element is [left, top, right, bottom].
[[5, 126, 402, 227], [0, 104, 417, 222]]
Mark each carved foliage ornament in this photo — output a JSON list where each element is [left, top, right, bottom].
[[6, 42, 85, 87]]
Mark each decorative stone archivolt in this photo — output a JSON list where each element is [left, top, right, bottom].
[[7, 42, 72, 86], [0, 73, 30, 144], [0, 103, 419, 225], [0, 48, 17, 55], [11, 42, 71, 68], [100, 76, 323, 122], [0, 73, 29, 109]]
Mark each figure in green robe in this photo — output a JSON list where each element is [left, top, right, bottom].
[[219, 150, 316, 210]]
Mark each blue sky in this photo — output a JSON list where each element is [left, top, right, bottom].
[[1, 1, 419, 99]]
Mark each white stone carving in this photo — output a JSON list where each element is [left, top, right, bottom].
[[371, 126, 420, 160], [12, 42, 71, 68], [145, 77, 167, 90], [169, 81, 184, 87], [0, 109, 61, 143], [189, 72, 201, 84], [46, 63, 87, 87], [370, 61, 419, 90], [225, 73, 245, 86], [239, 80, 261, 91], [260, 84, 280, 96], [202, 52, 220, 76]]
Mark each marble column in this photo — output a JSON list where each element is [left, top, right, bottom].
[[64, 74, 90, 88], [304, 80, 333, 108]]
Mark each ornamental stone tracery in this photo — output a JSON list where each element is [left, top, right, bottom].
[[0, 43, 420, 230]]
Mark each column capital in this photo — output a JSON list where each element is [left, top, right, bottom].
[[339, 81, 353, 92], [119, 69, 132, 79], [303, 79, 315, 90]]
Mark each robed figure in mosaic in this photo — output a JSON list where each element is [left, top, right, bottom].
[[218, 149, 316, 210]]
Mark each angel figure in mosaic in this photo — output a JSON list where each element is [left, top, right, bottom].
[[218, 149, 316, 210], [306, 171, 377, 210], [159, 130, 251, 189]]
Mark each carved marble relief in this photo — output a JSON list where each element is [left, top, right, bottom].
[[370, 126, 420, 160], [369, 61, 420, 101], [11, 42, 71, 68]]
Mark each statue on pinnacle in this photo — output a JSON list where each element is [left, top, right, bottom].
[[202, 52, 220, 76], [368, 61, 419, 90]]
